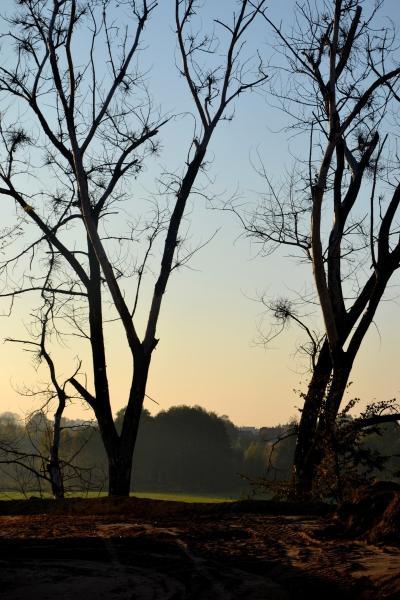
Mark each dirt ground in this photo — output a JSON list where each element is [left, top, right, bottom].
[[0, 497, 399, 599]]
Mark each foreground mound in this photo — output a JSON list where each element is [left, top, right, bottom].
[[336, 481, 400, 543], [1, 495, 400, 598]]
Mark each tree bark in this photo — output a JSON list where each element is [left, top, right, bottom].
[[48, 395, 65, 499], [108, 450, 134, 497], [48, 460, 64, 499], [106, 400, 145, 496], [293, 339, 332, 496]]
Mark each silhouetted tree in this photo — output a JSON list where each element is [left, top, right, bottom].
[[242, 0, 400, 496], [0, 0, 267, 495], [5, 287, 82, 498]]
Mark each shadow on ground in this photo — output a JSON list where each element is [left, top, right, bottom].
[[0, 495, 399, 599]]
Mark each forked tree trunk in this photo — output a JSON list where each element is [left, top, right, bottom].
[[106, 415, 142, 496], [322, 363, 352, 432], [102, 363, 148, 496]]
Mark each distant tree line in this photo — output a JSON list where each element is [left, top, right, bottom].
[[0, 405, 399, 499]]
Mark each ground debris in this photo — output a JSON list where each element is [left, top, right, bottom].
[[0, 496, 399, 599]]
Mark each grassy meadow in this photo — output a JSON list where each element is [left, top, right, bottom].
[[0, 490, 235, 503]]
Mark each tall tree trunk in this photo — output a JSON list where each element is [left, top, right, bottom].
[[108, 450, 134, 497], [296, 361, 352, 498], [98, 354, 150, 497], [48, 396, 65, 499], [322, 362, 352, 432], [48, 459, 64, 499], [106, 399, 145, 496], [293, 340, 332, 496]]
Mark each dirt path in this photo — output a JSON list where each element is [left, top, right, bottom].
[[0, 504, 399, 599]]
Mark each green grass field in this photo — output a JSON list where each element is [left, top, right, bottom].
[[0, 490, 235, 503], [131, 491, 233, 503]]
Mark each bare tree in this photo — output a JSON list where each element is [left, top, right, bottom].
[[0, 409, 97, 498], [0, 0, 267, 495], [5, 275, 83, 498], [244, 0, 400, 496]]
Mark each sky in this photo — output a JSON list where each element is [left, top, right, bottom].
[[0, 0, 400, 427]]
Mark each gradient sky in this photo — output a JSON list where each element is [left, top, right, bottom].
[[0, 0, 399, 427]]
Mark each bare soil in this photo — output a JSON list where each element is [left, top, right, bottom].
[[0, 496, 399, 599]]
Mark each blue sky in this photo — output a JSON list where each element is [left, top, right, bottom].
[[0, 0, 399, 426]]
